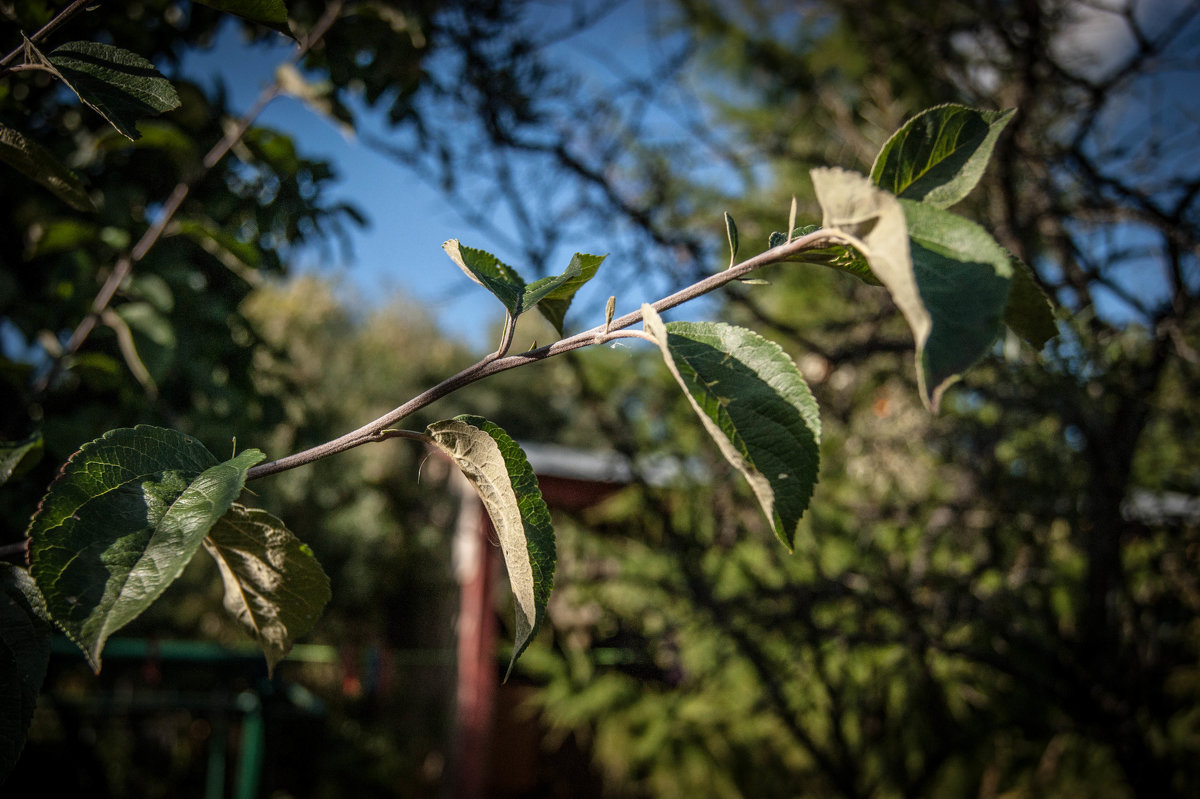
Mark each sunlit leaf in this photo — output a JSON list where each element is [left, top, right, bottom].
[[0, 564, 52, 785], [811, 167, 927, 372], [0, 124, 97, 212], [535, 253, 606, 334], [442, 239, 525, 316], [870, 104, 1015, 208], [643, 306, 821, 551], [427, 415, 554, 677], [203, 504, 330, 675], [522, 261, 583, 311], [48, 42, 181, 141], [27, 427, 264, 670], [444, 240, 604, 325]]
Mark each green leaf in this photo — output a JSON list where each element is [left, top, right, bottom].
[[0, 564, 52, 785], [812, 168, 1015, 407], [870, 104, 1015, 208], [194, 0, 292, 37], [768, 224, 882, 285], [27, 426, 264, 670], [643, 306, 821, 551], [62, 352, 123, 390], [0, 124, 97, 212], [522, 262, 583, 311], [109, 302, 177, 392], [130, 274, 175, 314], [442, 239, 525, 316], [48, 42, 181, 141], [901, 199, 1013, 409], [535, 253, 606, 334], [427, 415, 554, 678], [444, 240, 603, 325], [26, 217, 100, 257], [1004, 254, 1058, 349], [171, 217, 263, 281], [202, 504, 330, 676], [0, 433, 43, 487], [811, 166, 927, 363], [100, 120, 198, 163]]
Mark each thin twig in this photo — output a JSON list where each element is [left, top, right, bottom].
[[0, 0, 97, 72], [245, 229, 843, 481]]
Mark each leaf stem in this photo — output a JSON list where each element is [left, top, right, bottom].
[[245, 229, 840, 481], [375, 428, 435, 444], [486, 313, 517, 363]]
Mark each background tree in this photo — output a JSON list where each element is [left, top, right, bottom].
[[518, 1, 1200, 797], [4, 0, 1195, 796]]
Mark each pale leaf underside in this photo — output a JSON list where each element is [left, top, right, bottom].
[[428, 416, 554, 677], [644, 306, 821, 551]]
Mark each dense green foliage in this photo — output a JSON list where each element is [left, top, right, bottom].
[[520, 2, 1200, 797]]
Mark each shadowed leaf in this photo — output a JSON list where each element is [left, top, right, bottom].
[[48, 42, 181, 141], [27, 427, 263, 670], [769, 225, 882, 285], [0, 564, 52, 784], [194, 0, 292, 36], [0, 124, 96, 212], [811, 167, 926, 372], [1004, 253, 1058, 349], [1, 434, 43, 487], [901, 199, 1013, 409], [203, 504, 330, 675]]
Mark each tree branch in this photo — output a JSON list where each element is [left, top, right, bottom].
[[245, 229, 844, 480], [0, 0, 97, 73]]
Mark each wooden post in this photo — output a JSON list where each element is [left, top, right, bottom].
[[450, 474, 499, 799]]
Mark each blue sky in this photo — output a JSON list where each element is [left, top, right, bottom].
[[173, 2, 1198, 350], [175, 3, 698, 353], [178, 27, 503, 349]]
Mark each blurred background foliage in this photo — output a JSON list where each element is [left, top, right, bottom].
[[2, 0, 1198, 797]]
